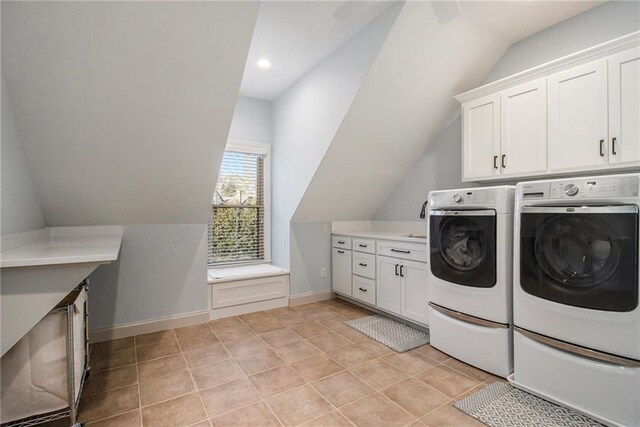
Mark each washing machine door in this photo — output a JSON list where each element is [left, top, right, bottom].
[[520, 205, 639, 312], [429, 209, 496, 288]]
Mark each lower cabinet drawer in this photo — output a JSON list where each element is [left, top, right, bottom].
[[352, 275, 376, 306], [352, 252, 375, 279]]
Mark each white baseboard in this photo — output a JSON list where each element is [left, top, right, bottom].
[[289, 289, 334, 307], [90, 310, 209, 343], [209, 297, 289, 320]]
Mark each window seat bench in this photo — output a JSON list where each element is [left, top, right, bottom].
[[207, 264, 290, 319]]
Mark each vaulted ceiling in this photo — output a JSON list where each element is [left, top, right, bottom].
[[2, 1, 259, 226], [293, 0, 601, 222]]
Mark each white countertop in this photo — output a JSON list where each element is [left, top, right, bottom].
[[332, 230, 426, 243], [0, 226, 123, 268]]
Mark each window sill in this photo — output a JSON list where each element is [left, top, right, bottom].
[[207, 263, 289, 284]]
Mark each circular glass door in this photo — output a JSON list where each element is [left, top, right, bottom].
[[439, 217, 487, 271], [534, 216, 620, 288]]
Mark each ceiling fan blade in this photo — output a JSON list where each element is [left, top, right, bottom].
[[432, 0, 462, 25], [333, 1, 370, 21]]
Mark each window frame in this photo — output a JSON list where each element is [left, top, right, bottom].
[[208, 140, 271, 266]]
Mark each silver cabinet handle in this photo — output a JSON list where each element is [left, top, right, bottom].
[[358, 263, 367, 267], [612, 137, 617, 155], [390, 248, 410, 254], [599, 139, 605, 157], [337, 250, 344, 254], [358, 287, 367, 292]]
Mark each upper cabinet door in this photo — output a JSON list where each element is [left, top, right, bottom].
[[463, 93, 500, 180], [500, 78, 547, 177], [548, 59, 609, 173], [608, 47, 640, 166]]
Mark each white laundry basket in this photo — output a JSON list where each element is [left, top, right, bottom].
[[1, 282, 89, 426]]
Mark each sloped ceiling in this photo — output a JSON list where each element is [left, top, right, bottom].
[[293, 1, 599, 222], [1, 1, 259, 226]]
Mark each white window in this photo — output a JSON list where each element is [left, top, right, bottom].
[[208, 142, 271, 266]]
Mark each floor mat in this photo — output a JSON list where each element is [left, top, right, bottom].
[[344, 315, 429, 352], [454, 381, 604, 427]]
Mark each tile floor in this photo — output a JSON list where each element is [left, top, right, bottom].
[[70, 299, 499, 426]]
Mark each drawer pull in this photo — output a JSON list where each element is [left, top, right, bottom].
[[390, 248, 411, 254], [337, 250, 345, 254], [358, 244, 367, 248], [358, 287, 368, 292], [358, 263, 368, 267], [338, 241, 345, 244]]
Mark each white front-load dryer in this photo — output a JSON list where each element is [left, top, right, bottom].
[[512, 173, 640, 427], [427, 186, 515, 378]]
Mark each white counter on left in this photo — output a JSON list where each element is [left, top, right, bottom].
[[1, 226, 123, 356], [1, 226, 123, 268]]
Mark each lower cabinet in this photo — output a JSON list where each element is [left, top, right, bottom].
[[377, 255, 428, 325], [332, 247, 352, 296], [352, 275, 376, 306]]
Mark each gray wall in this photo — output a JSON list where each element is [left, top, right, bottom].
[[89, 224, 208, 330], [1, 77, 45, 236], [272, 4, 400, 271], [229, 96, 272, 143], [290, 222, 332, 296], [374, 1, 640, 220], [88, 96, 273, 330]]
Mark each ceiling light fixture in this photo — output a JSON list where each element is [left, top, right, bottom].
[[256, 58, 272, 69]]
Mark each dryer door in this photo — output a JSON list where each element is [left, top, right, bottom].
[[520, 205, 639, 312], [430, 210, 496, 288]]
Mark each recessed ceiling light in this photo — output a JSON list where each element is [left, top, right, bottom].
[[256, 59, 272, 69]]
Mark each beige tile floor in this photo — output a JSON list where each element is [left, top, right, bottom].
[[71, 299, 499, 426]]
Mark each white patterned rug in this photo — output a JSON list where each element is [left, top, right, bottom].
[[344, 315, 429, 352], [454, 382, 604, 427]]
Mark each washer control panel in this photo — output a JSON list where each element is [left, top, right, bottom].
[[549, 175, 639, 199], [430, 188, 497, 206]]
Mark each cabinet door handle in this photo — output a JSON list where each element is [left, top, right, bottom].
[[493, 155, 498, 169], [337, 250, 344, 254], [358, 263, 367, 267], [599, 139, 605, 157], [358, 287, 368, 292], [501, 154, 506, 169], [612, 137, 617, 155], [400, 265, 404, 277], [395, 264, 399, 276], [390, 248, 410, 254]]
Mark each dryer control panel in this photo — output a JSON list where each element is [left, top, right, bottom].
[[430, 188, 496, 206], [517, 175, 640, 200], [549, 176, 639, 199]]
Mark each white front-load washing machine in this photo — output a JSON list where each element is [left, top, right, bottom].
[[512, 173, 640, 427], [427, 186, 515, 378]]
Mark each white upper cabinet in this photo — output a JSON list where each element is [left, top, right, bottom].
[[463, 94, 500, 180], [608, 47, 640, 166], [548, 59, 609, 173], [500, 78, 547, 177], [457, 33, 640, 182]]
